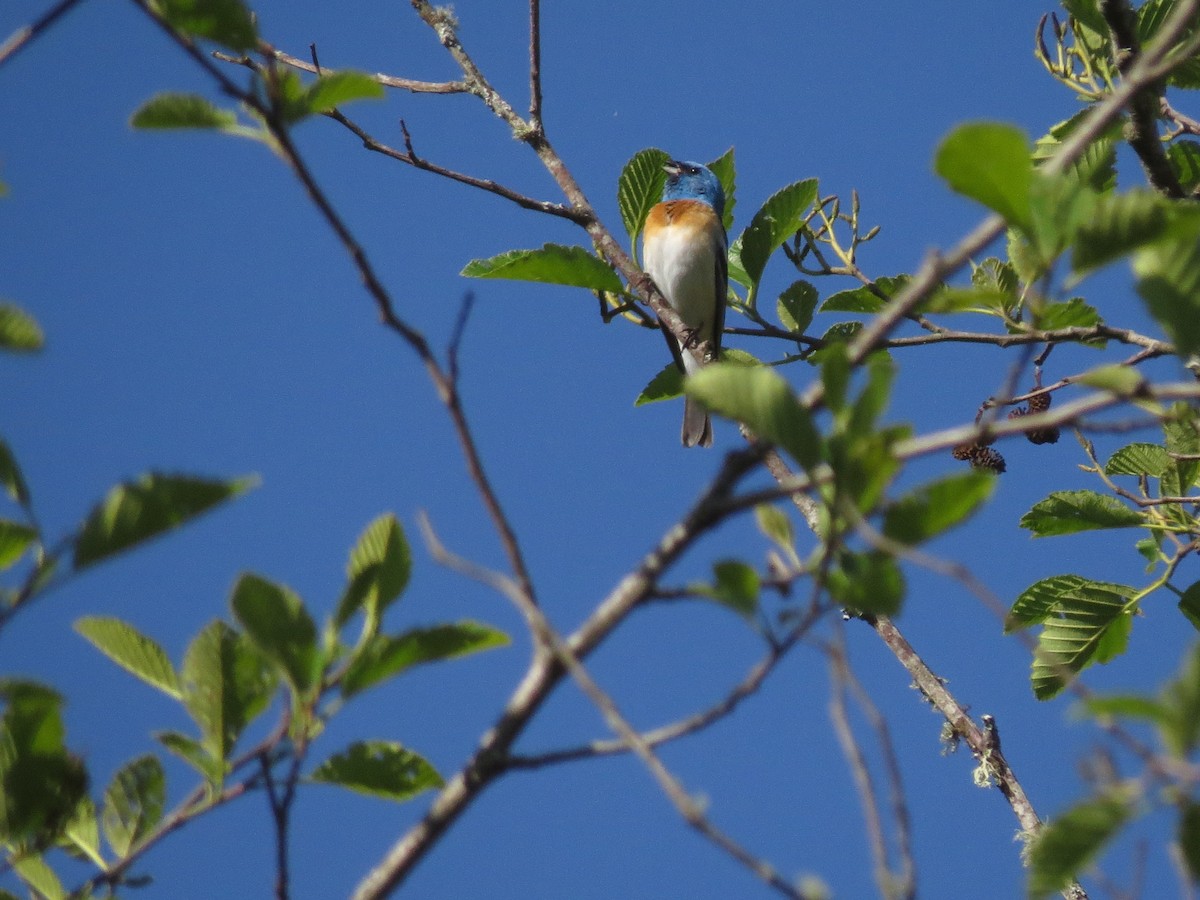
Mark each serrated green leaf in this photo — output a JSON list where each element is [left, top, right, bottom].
[[101, 755, 164, 858], [301, 71, 384, 115], [12, 855, 64, 900], [618, 148, 669, 246], [883, 471, 995, 544], [827, 551, 904, 616], [231, 574, 320, 695], [685, 363, 821, 468], [1019, 490, 1144, 537], [75, 617, 181, 700], [1033, 109, 1118, 193], [309, 740, 443, 802], [150, 0, 257, 51], [1165, 410, 1200, 491], [706, 560, 759, 620], [777, 281, 817, 333], [0, 437, 31, 508], [1032, 297, 1102, 338], [1007, 575, 1135, 632], [342, 621, 508, 698], [0, 520, 36, 570], [805, 322, 864, 365], [461, 244, 622, 293], [1032, 588, 1132, 699], [335, 514, 411, 629], [1063, 0, 1108, 38], [74, 473, 254, 570], [1080, 694, 1170, 724], [1134, 220, 1200, 356], [0, 303, 44, 352], [1028, 792, 1130, 896], [844, 351, 894, 438], [971, 256, 1019, 295], [731, 179, 818, 292], [1073, 190, 1171, 273], [1105, 442, 1170, 477], [935, 122, 1034, 233], [181, 621, 276, 763], [1029, 172, 1099, 263], [130, 93, 239, 131]]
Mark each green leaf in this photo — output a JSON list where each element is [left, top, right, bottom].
[[301, 71, 384, 115], [231, 573, 320, 695], [1179, 581, 1200, 633], [1075, 365, 1146, 396], [685, 363, 821, 469], [805, 322, 864, 365], [618, 148, 669, 245], [0, 520, 36, 570], [1028, 172, 1098, 263], [341, 621, 508, 698], [1028, 792, 1131, 897], [74, 473, 254, 570], [334, 514, 411, 629], [754, 504, 794, 552], [0, 437, 31, 508], [705, 147, 737, 232], [1062, 0, 1107, 33], [0, 682, 88, 844], [74, 617, 181, 700], [1180, 801, 1200, 882], [1165, 410, 1200, 491], [150, 0, 257, 51], [181, 621, 277, 763], [1105, 442, 1170, 477], [101, 755, 164, 858], [1168, 140, 1200, 193], [130, 93, 239, 131], [935, 122, 1034, 233], [12, 855, 64, 900], [61, 795, 104, 868], [1032, 588, 1133, 699], [1032, 297, 1102, 333], [634, 348, 760, 405], [1162, 643, 1200, 755], [706, 560, 760, 619], [1019, 490, 1144, 537], [731, 179, 819, 292], [155, 730, 222, 782], [921, 286, 1013, 315], [777, 281, 817, 333], [883, 471, 995, 544], [461, 244, 622, 293], [309, 740, 443, 802], [1134, 220, 1200, 356], [820, 276, 908, 314], [1080, 694, 1170, 724], [1072, 190, 1171, 273], [1007, 575, 1135, 632], [828, 551, 905, 616], [1033, 109, 1117, 193], [0, 303, 44, 352]]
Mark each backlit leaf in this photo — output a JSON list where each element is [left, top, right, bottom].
[[935, 122, 1034, 233], [75, 616, 181, 699], [1028, 792, 1131, 896], [0, 303, 43, 352], [335, 514, 412, 629], [309, 741, 443, 802], [341, 621, 508, 698], [461, 244, 622, 293], [732, 179, 818, 291], [101, 755, 164, 858], [883, 471, 995, 544], [231, 573, 321, 695], [1019, 490, 1144, 537], [618, 148, 669, 244]]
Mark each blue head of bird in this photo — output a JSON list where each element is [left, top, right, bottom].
[[662, 160, 725, 219]]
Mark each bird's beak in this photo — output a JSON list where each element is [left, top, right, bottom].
[[663, 160, 682, 176]]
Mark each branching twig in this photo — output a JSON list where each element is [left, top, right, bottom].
[[0, 0, 88, 69]]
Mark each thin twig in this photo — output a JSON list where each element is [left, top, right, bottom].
[[0, 0, 88, 69]]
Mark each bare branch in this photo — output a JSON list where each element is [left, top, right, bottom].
[[0, 0, 88, 70]]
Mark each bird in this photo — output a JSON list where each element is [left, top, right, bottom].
[[642, 159, 728, 447]]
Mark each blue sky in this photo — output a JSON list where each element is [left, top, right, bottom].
[[1, 1, 1196, 897]]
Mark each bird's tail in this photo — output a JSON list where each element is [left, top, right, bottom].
[[682, 396, 713, 448]]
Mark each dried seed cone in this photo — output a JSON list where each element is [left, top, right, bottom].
[[1027, 428, 1060, 445], [1007, 406, 1028, 420], [951, 442, 1006, 473], [1028, 391, 1051, 414]]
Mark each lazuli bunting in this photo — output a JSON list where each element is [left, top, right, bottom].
[[642, 160, 728, 448]]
